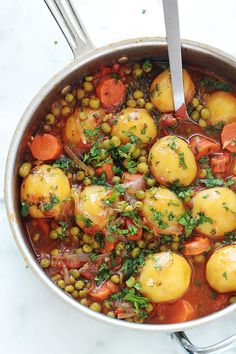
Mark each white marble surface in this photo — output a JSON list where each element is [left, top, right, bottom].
[[1, 0, 236, 353]]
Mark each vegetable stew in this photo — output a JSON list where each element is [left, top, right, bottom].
[[19, 59, 236, 324]]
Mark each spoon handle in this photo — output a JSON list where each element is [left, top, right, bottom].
[[162, 0, 185, 112]]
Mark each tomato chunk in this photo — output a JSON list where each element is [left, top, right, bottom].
[[88, 280, 118, 301], [126, 218, 142, 241], [221, 122, 236, 152], [210, 153, 231, 174], [189, 136, 220, 160], [95, 162, 114, 182], [183, 236, 211, 256]]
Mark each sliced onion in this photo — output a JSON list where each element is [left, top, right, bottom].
[[62, 264, 70, 285], [143, 218, 183, 236], [64, 144, 94, 176], [117, 312, 135, 319]]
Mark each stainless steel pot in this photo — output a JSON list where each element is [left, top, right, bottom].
[[4, 1, 236, 352]]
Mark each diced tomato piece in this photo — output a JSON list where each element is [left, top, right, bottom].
[[88, 280, 118, 301], [189, 136, 220, 159], [161, 114, 178, 127], [95, 162, 114, 182], [183, 236, 211, 256], [174, 104, 188, 119], [221, 122, 236, 152], [126, 218, 143, 241], [210, 153, 231, 174], [164, 300, 195, 323]]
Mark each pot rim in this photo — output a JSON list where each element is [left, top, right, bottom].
[[5, 36, 236, 332]]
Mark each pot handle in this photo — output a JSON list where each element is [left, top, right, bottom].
[[44, 0, 95, 58], [174, 331, 236, 353]]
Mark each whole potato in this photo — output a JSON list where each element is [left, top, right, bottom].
[[21, 164, 71, 218], [74, 185, 114, 231], [64, 107, 105, 145], [111, 108, 158, 145], [141, 187, 185, 235], [150, 69, 195, 112], [206, 245, 236, 292], [138, 251, 192, 302], [148, 136, 197, 186], [205, 91, 236, 125], [192, 187, 236, 237]]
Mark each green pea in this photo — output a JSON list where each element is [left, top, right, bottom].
[[199, 118, 207, 128], [79, 289, 88, 297], [57, 280, 65, 288], [138, 156, 147, 162], [19, 162, 32, 178], [137, 162, 148, 174], [76, 171, 85, 181], [69, 275, 76, 285], [191, 111, 200, 121], [80, 298, 89, 306], [196, 104, 203, 112], [75, 247, 83, 254], [45, 113, 56, 125], [145, 102, 154, 110], [65, 285, 75, 293], [70, 227, 80, 237], [132, 68, 143, 79], [110, 274, 120, 284], [75, 280, 85, 290], [146, 177, 155, 187], [131, 247, 140, 258], [90, 302, 101, 312], [112, 176, 121, 184], [72, 290, 79, 298], [133, 90, 144, 99], [193, 254, 206, 264], [65, 93, 74, 102], [200, 107, 210, 120], [50, 248, 59, 256], [137, 240, 146, 248], [81, 98, 89, 107], [61, 106, 71, 116], [171, 242, 179, 251], [111, 135, 121, 147], [83, 178, 92, 186], [127, 99, 136, 108], [83, 244, 92, 253], [134, 201, 143, 209], [89, 98, 100, 109], [136, 98, 145, 108], [83, 82, 94, 92], [52, 274, 61, 282], [132, 148, 141, 159], [83, 233, 93, 244], [77, 88, 85, 100], [102, 139, 111, 149], [40, 258, 50, 268], [101, 122, 112, 134], [146, 303, 153, 313], [147, 242, 156, 250], [107, 311, 115, 318], [191, 97, 199, 108], [69, 269, 80, 279], [85, 75, 93, 82], [136, 190, 146, 200]]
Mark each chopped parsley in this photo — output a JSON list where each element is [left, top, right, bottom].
[[178, 152, 188, 170], [141, 124, 148, 135], [42, 195, 59, 211], [120, 251, 146, 279], [57, 221, 69, 239], [112, 73, 119, 84], [150, 208, 169, 229], [76, 214, 92, 227], [222, 271, 228, 280], [178, 211, 213, 236], [222, 202, 236, 214], [95, 262, 111, 286], [199, 76, 232, 92], [53, 156, 72, 170], [21, 202, 29, 217], [142, 59, 152, 71]]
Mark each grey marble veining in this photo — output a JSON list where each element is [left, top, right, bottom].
[[1, 0, 236, 353]]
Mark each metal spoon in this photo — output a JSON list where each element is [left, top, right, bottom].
[[162, 0, 190, 119]]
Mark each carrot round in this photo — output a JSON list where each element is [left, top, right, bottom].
[[183, 236, 211, 256], [96, 77, 125, 108], [30, 134, 63, 161], [189, 136, 220, 160], [221, 122, 236, 152], [165, 300, 195, 323]]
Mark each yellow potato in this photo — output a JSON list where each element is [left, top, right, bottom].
[[149, 136, 197, 186], [139, 251, 192, 302], [205, 91, 236, 125], [150, 69, 195, 112], [111, 108, 158, 145], [141, 187, 185, 235], [21, 164, 70, 218], [74, 185, 113, 231], [192, 187, 236, 237], [206, 245, 236, 293], [64, 107, 105, 145]]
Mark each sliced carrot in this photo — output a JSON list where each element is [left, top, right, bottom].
[[96, 77, 125, 108], [164, 300, 195, 323], [183, 236, 211, 256], [189, 136, 220, 160], [210, 153, 231, 174], [30, 134, 62, 161], [95, 162, 114, 182], [221, 122, 236, 152], [88, 280, 118, 301]]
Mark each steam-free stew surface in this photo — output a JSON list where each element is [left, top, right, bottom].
[[19, 60, 236, 324]]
